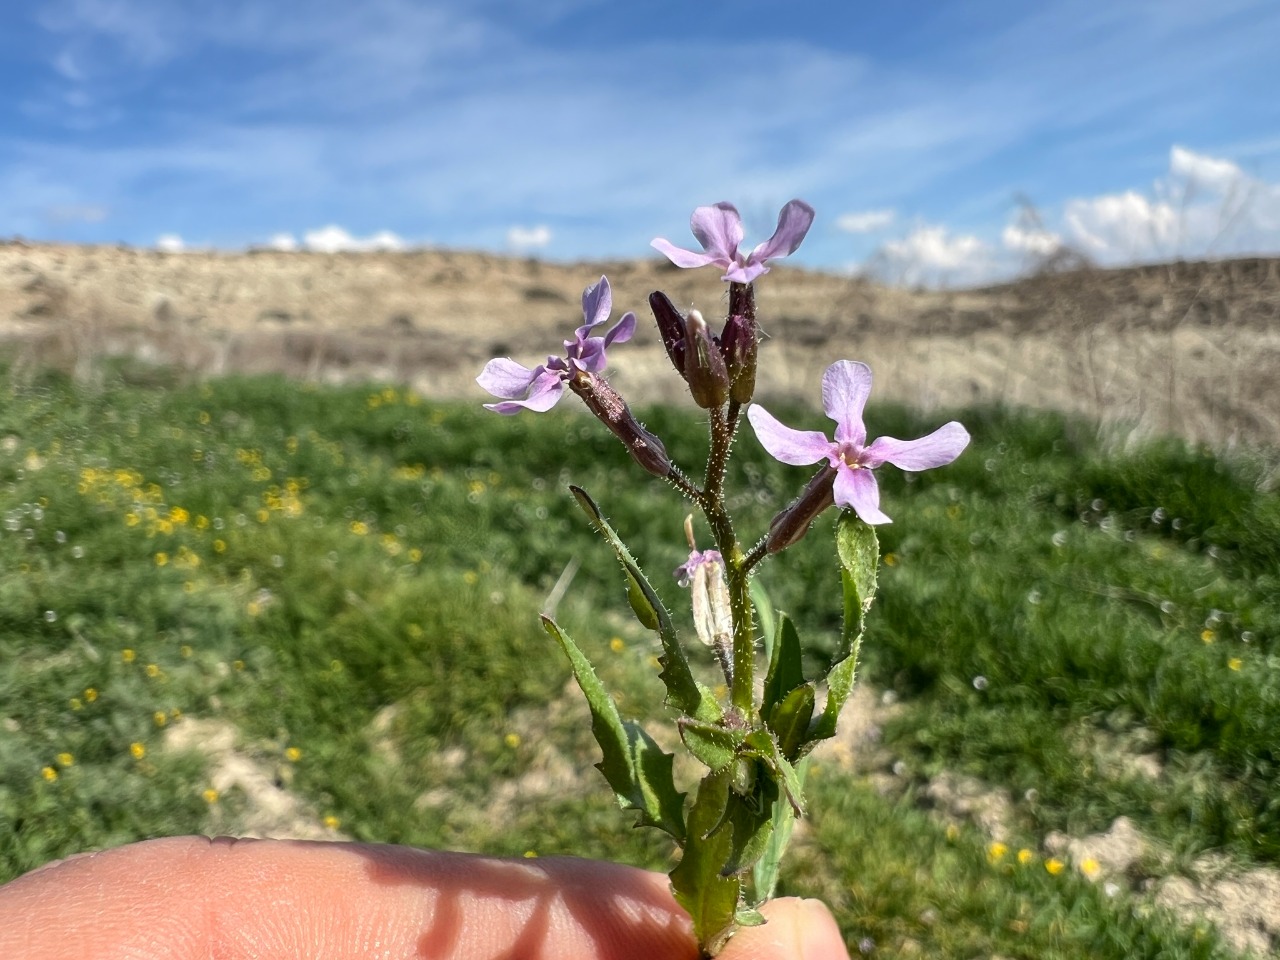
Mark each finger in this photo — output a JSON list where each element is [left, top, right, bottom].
[[721, 898, 850, 960], [0, 837, 697, 960]]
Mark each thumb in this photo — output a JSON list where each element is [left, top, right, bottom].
[[719, 897, 849, 960]]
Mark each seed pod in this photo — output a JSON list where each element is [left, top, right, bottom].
[[568, 371, 671, 478], [766, 466, 838, 553]]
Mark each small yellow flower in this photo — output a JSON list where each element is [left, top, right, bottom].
[[1080, 857, 1101, 879], [323, 815, 341, 830], [213, 539, 227, 553], [463, 570, 478, 585], [1045, 858, 1065, 876], [194, 515, 210, 530], [609, 637, 625, 653], [1017, 848, 1035, 866], [41, 766, 58, 782], [945, 824, 960, 842], [170, 708, 182, 720], [130, 742, 146, 760], [203, 788, 220, 804], [523, 850, 538, 859], [57, 752, 74, 768], [169, 507, 190, 524], [122, 648, 136, 663], [349, 520, 369, 536], [233, 659, 245, 671], [154, 711, 168, 727], [145, 663, 160, 678], [180, 645, 193, 658], [1228, 658, 1242, 671], [69, 697, 83, 711], [1201, 629, 1217, 644], [84, 687, 98, 702], [154, 551, 169, 566], [504, 733, 521, 748], [246, 601, 262, 617], [408, 548, 423, 563], [125, 512, 141, 527], [284, 747, 302, 762], [883, 553, 899, 567], [987, 842, 1008, 864]]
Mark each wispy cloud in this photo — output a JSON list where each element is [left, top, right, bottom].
[[2, 0, 1277, 281]]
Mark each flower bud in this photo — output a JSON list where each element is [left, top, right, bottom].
[[569, 371, 671, 478], [684, 310, 730, 409], [648, 290, 687, 375], [766, 466, 837, 553], [719, 313, 758, 404]]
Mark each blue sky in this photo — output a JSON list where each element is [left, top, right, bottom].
[[2, 0, 1279, 283]]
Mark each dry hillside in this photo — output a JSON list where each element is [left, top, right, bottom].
[[2, 241, 1279, 451]]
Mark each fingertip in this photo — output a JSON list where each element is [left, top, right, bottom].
[[720, 897, 849, 960]]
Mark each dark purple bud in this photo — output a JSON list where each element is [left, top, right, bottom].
[[684, 310, 730, 409], [648, 291, 687, 375], [568, 371, 671, 478], [766, 466, 837, 553], [720, 313, 759, 404], [728, 281, 756, 324]]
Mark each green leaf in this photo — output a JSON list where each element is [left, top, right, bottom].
[[744, 729, 806, 817], [761, 613, 805, 721], [542, 616, 686, 842], [569, 486, 711, 719], [679, 718, 745, 773], [670, 772, 741, 956], [750, 756, 809, 904], [833, 510, 878, 661], [806, 512, 879, 748], [766, 682, 815, 761], [749, 577, 777, 668]]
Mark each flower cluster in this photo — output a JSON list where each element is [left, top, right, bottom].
[[476, 198, 970, 957]]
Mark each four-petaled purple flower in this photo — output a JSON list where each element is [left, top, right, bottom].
[[747, 360, 970, 525], [477, 275, 636, 414], [651, 200, 815, 284]]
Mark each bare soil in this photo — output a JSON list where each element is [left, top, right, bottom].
[[3, 242, 1279, 451]]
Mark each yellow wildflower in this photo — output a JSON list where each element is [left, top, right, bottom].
[[1045, 858, 1065, 876], [987, 842, 1008, 864], [57, 752, 74, 767], [504, 733, 521, 749], [1017, 848, 1035, 866], [203, 788, 219, 804], [285, 747, 302, 762], [84, 687, 98, 702], [42, 766, 58, 782], [323, 815, 341, 830], [145, 663, 160, 678], [1080, 858, 1101, 879], [130, 742, 146, 760], [122, 649, 136, 663], [154, 711, 168, 727], [1228, 658, 1242, 671], [609, 637, 626, 653]]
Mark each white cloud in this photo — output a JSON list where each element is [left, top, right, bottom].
[[1065, 191, 1178, 256], [301, 225, 406, 253], [1169, 145, 1245, 194], [876, 226, 991, 285], [1002, 223, 1061, 256], [506, 224, 552, 250], [264, 232, 298, 252], [155, 233, 185, 252], [835, 209, 896, 234]]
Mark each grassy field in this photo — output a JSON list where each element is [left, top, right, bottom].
[[2, 363, 1277, 957]]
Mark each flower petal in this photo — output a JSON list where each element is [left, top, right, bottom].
[[862, 422, 970, 471], [650, 238, 725, 270], [747, 404, 832, 465], [748, 199, 815, 264], [689, 202, 745, 261], [581, 275, 612, 330], [482, 369, 565, 414], [822, 360, 872, 447], [834, 466, 892, 525], [573, 338, 607, 374], [477, 357, 539, 399], [723, 260, 769, 284], [604, 310, 636, 348]]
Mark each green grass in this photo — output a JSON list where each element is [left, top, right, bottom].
[[2, 366, 1276, 958]]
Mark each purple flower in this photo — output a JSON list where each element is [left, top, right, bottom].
[[477, 276, 636, 414], [651, 200, 815, 284], [674, 548, 724, 587], [747, 360, 970, 525]]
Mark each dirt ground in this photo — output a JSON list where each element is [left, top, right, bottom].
[[3, 241, 1279, 454]]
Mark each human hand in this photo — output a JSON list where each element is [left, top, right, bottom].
[[0, 837, 849, 959]]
